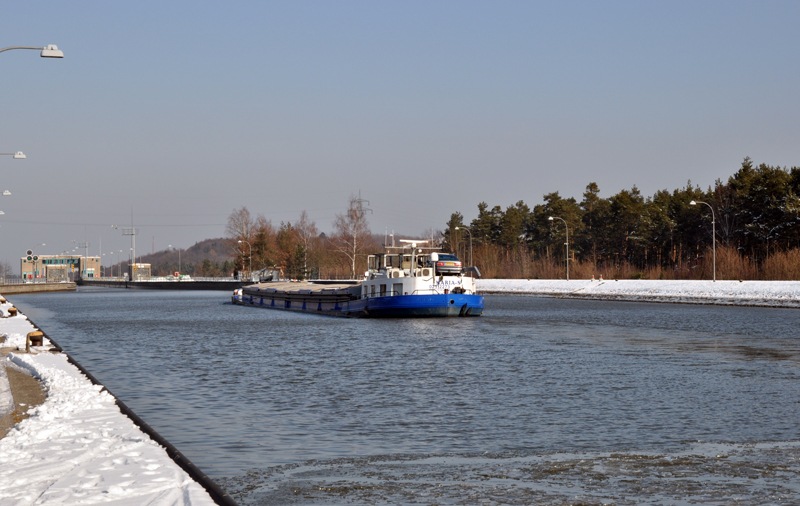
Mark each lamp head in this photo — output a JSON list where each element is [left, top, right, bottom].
[[2, 191, 10, 196], [689, 201, 697, 206], [40, 45, 63, 58], [455, 226, 460, 230], [13, 152, 25, 159], [548, 216, 554, 221]]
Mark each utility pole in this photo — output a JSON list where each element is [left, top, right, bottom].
[[121, 209, 138, 278], [78, 241, 89, 278]]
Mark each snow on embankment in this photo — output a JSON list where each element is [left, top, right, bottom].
[[0, 299, 24, 419], [0, 362, 12, 419], [477, 279, 800, 307], [0, 302, 216, 505]]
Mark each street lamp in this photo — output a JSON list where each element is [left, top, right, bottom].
[[0, 45, 64, 58], [454, 226, 473, 267], [690, 200, 716, 282], [238, 240, 251, 281], [765, 225, 780, 259], [549, 216, 569, 281], [1, 152, 26, 159]]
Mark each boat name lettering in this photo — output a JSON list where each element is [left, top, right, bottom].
[[429, 280, 463, 289]]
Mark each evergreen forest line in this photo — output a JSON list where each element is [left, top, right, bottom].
[[442, 157, 800, 280]]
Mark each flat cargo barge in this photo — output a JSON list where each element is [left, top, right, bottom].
[[232, 244, 484, 318]]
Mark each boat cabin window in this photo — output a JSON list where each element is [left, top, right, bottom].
[[370, 285, 376, 297], [393, 283, 402, 296], [379, 284, 386, 296], [368, 255, 380, 271]]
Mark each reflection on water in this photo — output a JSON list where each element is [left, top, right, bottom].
[[11, 289, 800, 504]]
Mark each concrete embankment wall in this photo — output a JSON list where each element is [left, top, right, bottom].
[[0, 283, 76, 295], [77, 279, 245, 290]]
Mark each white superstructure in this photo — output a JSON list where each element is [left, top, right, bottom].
[[361, 241, 478, 299]]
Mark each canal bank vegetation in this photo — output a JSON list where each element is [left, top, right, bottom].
[[157, 157, 800, 281], [225, 198, 381, 280], [444, 157, 800, 280]]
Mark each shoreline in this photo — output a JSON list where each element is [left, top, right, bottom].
[[477, 279, 800, 308]]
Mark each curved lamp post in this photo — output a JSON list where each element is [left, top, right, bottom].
[[454, 226, 473, 267], [2, 153, 25, 198], [690, 200, 716, 282], [0, 152, 26, 159], [238, 240, 251, 280], [0, 45, 64, 58], [548, 216, 569, 281], [762, 224, 780, 260]]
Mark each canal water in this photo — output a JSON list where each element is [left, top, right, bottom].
[[10, 288, 800, 505]]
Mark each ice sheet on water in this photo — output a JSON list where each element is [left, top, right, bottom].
[[220, 441, 800, 505]]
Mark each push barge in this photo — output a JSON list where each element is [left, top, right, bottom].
[[232, 242, 484, 317]]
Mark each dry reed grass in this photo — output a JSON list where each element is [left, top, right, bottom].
[[470, 244, 799, 280]]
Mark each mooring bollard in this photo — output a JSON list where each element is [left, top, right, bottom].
[[7, 307, 18, 317], [0, 297, 6, 303], [26, 330, 44, 352]]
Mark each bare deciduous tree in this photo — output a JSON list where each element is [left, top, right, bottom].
[[295, 210, 319, 278], [226, 206, 255, 271], [0, 260, 14, 281], [252, 215, 277, 270], [332, 196, 371, 279]]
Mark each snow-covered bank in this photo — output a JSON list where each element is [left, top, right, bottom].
[[0, 361, 12, 419], [477, 279, 800, 307], [0, 300, 217, 505]]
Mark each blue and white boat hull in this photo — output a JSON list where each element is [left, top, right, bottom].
[[343, 293, 484, 318]]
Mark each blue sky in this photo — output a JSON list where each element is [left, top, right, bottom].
[[1, 1, 798, 268]]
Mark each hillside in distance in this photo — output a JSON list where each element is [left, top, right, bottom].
[[113, 238, 235, 277]]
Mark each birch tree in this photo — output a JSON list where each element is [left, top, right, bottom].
[[333, 196, 371, 279], [295, 210, 319, 278]]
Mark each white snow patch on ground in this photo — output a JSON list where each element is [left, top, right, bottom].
[[0, 301, 29, 420], [0, 299, 216, 506], [477, 279, 800, 307], [0, 361, 12, 419]]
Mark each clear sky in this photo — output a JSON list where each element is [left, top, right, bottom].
[[1, 1, 798, 269]]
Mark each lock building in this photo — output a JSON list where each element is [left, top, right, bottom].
[[21, 254, 101, 281]]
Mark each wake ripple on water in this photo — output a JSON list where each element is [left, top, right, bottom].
[[220, 441, 800, 505]]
